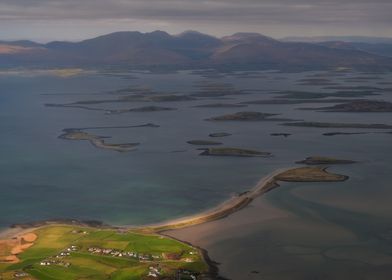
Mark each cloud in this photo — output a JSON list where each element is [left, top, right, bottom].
[[0, 0, 391, 41]]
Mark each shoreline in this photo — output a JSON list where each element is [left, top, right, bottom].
[[0, 167, 288, 239], [0, 166, 349, 279], [0, 166, 349, 237], [141, 167, 288, 233]]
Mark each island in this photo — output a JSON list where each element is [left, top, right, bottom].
[[270, 133, 291, 137], [48, 94, 197, 108], [59, 129, 140, 152], [282, 121, 392, 129], [323, 132, 370, 136], [323, 85, 383, 91], [112, 86, 155, 95], [192, 103, 247, 108], [206, 111, 289, 121], [296, 156, 356, 165], [191, 83, 247, 98], [187, 140, 222, 146], [106, 106, 177, 114], [199, 147, 271, 157], [72, 123, 161, 129], [45, 103, 108, 112], [296, 78, 337, 86], [209, 132, 232, 138], [240, 98, 365, 105], [47, 104, 176, 114], [275, 166, 349, 182], [275, 90, 378, 99], [141, 95, 196, 102], [307, 100, 392, 112]]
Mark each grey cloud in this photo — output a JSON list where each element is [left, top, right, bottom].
[[0, 0, 391, 22], [0, 0, 391, 40]]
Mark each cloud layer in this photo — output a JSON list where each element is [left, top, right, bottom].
[[1, 0, 391, 41]]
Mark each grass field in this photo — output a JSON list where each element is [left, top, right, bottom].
[[0, 225, 208, 280]]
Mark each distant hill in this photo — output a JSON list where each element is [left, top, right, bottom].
[[281, 36, 392, 44], [282, 36, 392, 58], [317, 41, 392, 58], [0, 31, 391, 70], [0, 40, 42, 48]]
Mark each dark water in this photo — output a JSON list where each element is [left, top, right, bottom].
[[1, 69, 392, 279]]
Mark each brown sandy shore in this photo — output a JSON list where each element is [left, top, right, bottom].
[[141, 166, 348, 232], [140, 168, 289, 233], [0, 166, 348, 236], [0, 232, 37, 264], [0, 166, 348, 278], [0, 166, 348, 237]]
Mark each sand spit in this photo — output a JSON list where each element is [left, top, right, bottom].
[[142, 166, 347, 232]]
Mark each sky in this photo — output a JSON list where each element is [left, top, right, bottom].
[[0, 0, 391, 42]]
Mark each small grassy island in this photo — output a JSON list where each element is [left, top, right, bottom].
[[322, 132, 369, 136], [275, 167, 349, 182], [46, 104, 176, 115], [309, 100, 392, 112], [153, 95, 196, 102], [296, 156, 356, 165], [187, 140, 222, 146], [106, 106, 176, 114], [199, 147, 271, 157], [0, 226, 208, 280], [241, 98, 365, 105], [270, 133, 291, 137], [190, 83, 247, 98], [206, 111, 285, 121], [59, 129, 140, 152], [193, 103, 247, 108], [282, 121, 392, 129], [296, 78, 336, 86], [275, 90, 378, 99], [47, 94, 196, 109], [208, 133, 231, 138]]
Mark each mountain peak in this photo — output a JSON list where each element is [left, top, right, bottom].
[[147, 30, 171, 38], [177, 30, 218, 40], [222, 33, 278, 44], [178, 30, 204, 36], [175, 30, 221, 48]]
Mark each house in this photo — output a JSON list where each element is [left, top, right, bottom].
[[14, 271, 28, 278], [40, 261, 51, 266], [147, 272, 158, 277]]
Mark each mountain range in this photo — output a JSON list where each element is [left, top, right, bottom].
[[1, 31, 391, 70]]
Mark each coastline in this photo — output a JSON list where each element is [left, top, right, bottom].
[[141, 167, 288, 232], [0, 166, 349, 237], [0, 167, 287, 239], [0, 166, 349, 279]]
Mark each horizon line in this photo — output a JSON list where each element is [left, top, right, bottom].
[[2, 30, 392, 44]]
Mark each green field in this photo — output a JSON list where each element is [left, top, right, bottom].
[[0, 225, 208, 280]]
